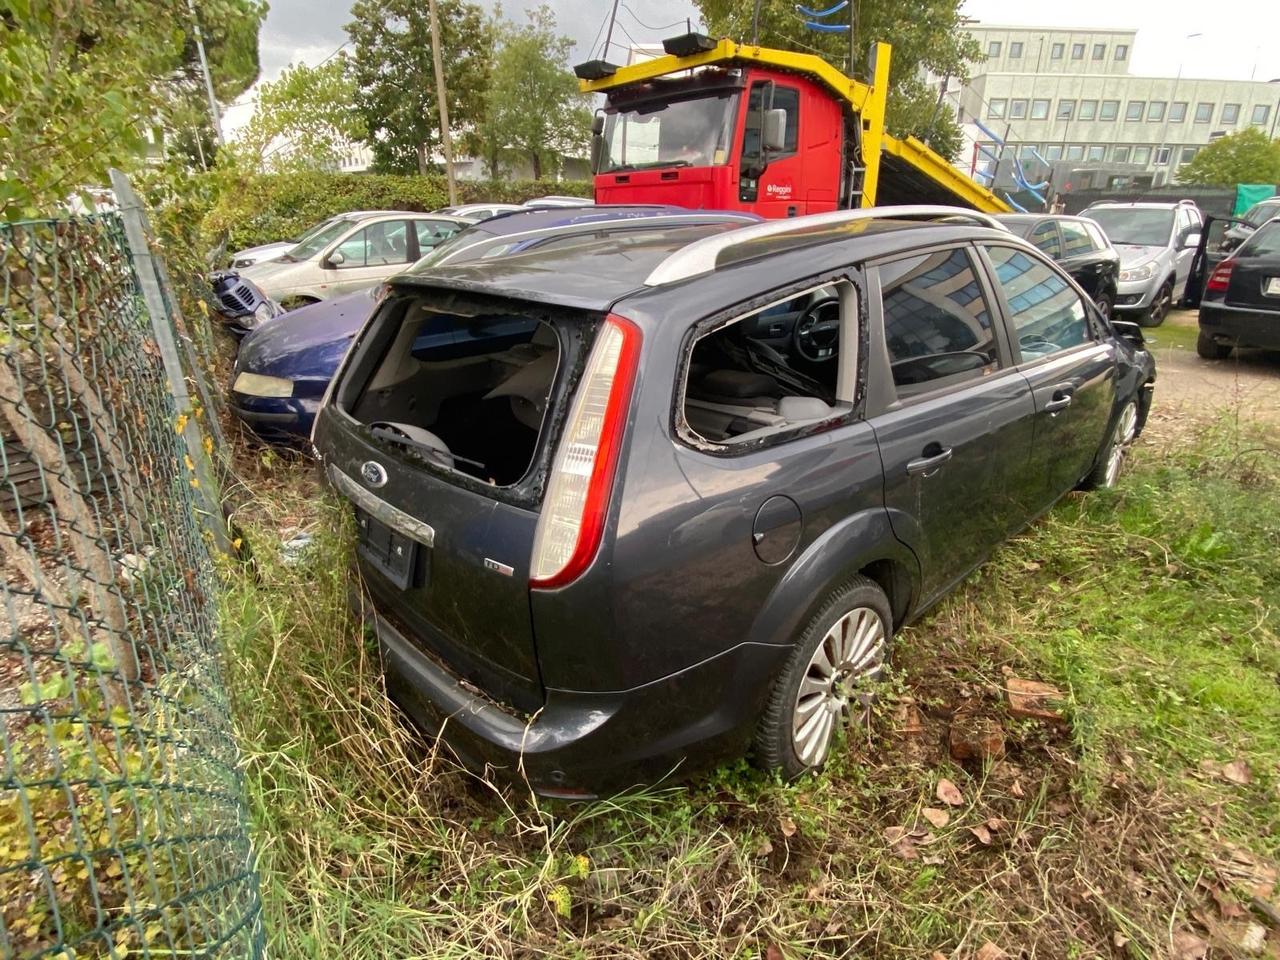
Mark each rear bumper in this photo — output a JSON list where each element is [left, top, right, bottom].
[[359, 592, 787, 798], [1199, 303, 1280, 350]]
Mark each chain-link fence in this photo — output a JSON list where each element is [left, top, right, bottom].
[[0, 211, 262, 958]]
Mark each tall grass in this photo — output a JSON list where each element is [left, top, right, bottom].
[[220, 416, 1279, 958]]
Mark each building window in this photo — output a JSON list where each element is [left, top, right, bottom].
[[1079, 100, 1098, 120], [1222, 103, 1240, 124], [1057, 99, 1076, 121], [1099, 100, 1119, 121], [1009, 99, 1028, 120], [1147, 101, 1166, 122], [1087, 145, 1106, 161], [1051, 42, 1064, 60], [1009, 41, 1024, 58], [1114, 145, 1131, 162], [1125, 101, 1145, 121], [1071, 43, 1085, 60], [1154, 146, 1171, 165], [1115, 44, 1129, 61], [1046, 145, 1064, 160], [1066, 144, 1085, 160], [988, 40, 1002, 58], [1252, 104, 1271, 125], [1133, 145, 1152, 164], [988, 99, 1007, 120], [1092, 43, 1106, 60], [1169, 102, 1187, 122], [1194, 102, 1213, 123], [1180, 146, 1199, 164], [1031, 99, 1051, 120]]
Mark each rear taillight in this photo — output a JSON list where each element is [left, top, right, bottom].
[[530, 313, 641, 589], [1207, 261, 1235, 293]]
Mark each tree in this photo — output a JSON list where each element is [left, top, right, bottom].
[[233, 58, 367, 171], [473, 6, 592, 180], [0, 0, 265, 218], [692, 0, 978, 159], [1178, 128, 1280, 187], [346, 0, 490, 175]]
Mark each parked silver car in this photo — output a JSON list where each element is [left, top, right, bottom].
[[228, 211, 415, 270], [1082, 200, 1203, 327], [239, 211, 471, 306], [432, 202, 524, 220]]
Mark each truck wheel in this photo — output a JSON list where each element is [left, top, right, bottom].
[[1196, 330, 1231, 360], [1081, 399, 1138, 490], [754, 576, 892, 780], [1138, 281, 1172, 327]]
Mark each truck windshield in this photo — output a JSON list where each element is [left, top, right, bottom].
[[602, 92, 737, 172]]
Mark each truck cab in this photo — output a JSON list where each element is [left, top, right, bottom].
[[595, 66, 848, 217]]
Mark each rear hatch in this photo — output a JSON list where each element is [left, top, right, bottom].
[[1224, 248, 1280, 312], [320, 287, 602, 713]]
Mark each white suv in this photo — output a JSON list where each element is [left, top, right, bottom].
[[1083, 200, 1203, 327]]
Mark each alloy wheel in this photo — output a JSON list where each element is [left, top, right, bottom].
[[791, 606, 887, 767], [1149, 285, 1172, 325], [1104, 402, 1139, 487]]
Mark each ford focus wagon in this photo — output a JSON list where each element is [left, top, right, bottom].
[[312, 206, 1156, 797]]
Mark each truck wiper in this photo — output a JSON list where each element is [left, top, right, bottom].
[[370, 426, 487, 471]]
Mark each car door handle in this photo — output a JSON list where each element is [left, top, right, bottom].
[[906, 445, 954, 477], [1043, 393, 1073, 413]]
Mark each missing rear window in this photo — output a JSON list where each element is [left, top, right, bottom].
[[346, 294, 575, 488]]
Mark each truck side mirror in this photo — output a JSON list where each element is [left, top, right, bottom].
[[590, 113, 606, 173], [763, 109, 787, 153]]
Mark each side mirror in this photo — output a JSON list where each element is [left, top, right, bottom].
[[1183, 232, 1202, 250], [325, 250, 345, 268], [763, 108, 787, 153], [590, 113, 606, 173], [1111, 319, 1145, 348]]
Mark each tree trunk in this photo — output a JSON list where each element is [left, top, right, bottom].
[[416, 142, 429, 176], [531, 150, 542, 181]]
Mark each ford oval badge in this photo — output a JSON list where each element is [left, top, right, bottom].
[[360, 461, 388, 488]]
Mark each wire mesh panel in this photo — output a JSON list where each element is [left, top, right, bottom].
[[0, 216, 262, 959]]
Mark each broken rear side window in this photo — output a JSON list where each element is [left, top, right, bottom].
[[343, 292, 592, 490]]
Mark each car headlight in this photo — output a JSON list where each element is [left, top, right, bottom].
[[1119, 263, 1156, 282], [232, 372, 293, 397]]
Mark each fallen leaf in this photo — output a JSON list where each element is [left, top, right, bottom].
[[884, 826, 909, 844], [1221, 760, 1253, 785], [1113, 932, 1129, 949], [936, 778, 964, 806], [754, 836, 774, 858], [986, 817, 1006, 832], [968, 824, 993, 845], [1171, 929, 1208, 960], [1238, 922, 1267, 954], [779, 816, 798, 838], [921, 807, 951, 828], [1010, 779, 1025, 799], [930, 953, 950, 960], [822, 920, 843, 936], [765, 945, 785, 960], [975, 942, 1007, 960], [891, 839, 920, 861], [923, 855, 945, 865], [1211, 887, 1247, 920]]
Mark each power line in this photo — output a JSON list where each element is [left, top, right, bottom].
[[619, 3, 688, 33]]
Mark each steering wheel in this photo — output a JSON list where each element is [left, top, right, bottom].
[[792, 298, 841, 363]]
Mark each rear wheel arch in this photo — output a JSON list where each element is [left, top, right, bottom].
[[857, 557, 913, 632]]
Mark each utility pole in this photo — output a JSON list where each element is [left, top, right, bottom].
[[427, 0, 458, 205], [187, 0, 224, 148]]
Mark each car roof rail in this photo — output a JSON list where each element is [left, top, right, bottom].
[[644, 205, 1009, 287]]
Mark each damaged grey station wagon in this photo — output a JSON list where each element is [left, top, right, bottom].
[[312, 206, 1156, 797]]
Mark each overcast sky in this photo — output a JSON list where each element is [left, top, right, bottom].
[[223, 0, 1280, 133]]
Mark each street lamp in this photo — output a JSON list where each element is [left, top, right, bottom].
[[1154, 32, 1202, 185]]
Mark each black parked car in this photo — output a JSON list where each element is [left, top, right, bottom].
[[996, 214, 1120, 317], [1197, 217, 1280, 359], [312, 206, 1156, 797]]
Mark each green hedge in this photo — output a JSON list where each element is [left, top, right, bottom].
[[202, 173, 594, 251]]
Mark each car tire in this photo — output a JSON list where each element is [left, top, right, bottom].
[[1196, 330, 1231, 360], [1094, 291, 1114, 320], [1137, 280, 1172, 327], [1081, 399, 1139, 490], [754, 576, 892, 780]]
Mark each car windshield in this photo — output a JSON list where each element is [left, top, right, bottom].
[[281, 220, 352, 261], [1243, 202, 1280, 227], [1085, 208, 1175, 246], [287, 217, 339, 245], [1239, 221, 1280, 257], [602, 92, 737, 172]]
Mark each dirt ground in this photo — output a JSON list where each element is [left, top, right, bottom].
[[1145, 309, 1280, 433]]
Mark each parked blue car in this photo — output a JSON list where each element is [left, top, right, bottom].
[[229, 206, 761, 441]]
